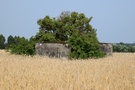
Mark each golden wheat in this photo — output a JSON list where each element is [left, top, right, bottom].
[[0, 50, 134, 90]]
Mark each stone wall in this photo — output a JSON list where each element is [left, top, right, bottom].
[[100, 43, 113, 56], [35, 43, 113, 58], [35, 43, 70, 58]]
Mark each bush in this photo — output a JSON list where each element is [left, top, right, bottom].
[[68, 31, 105, 59], [112, 43, 135, 53], [7, 36, 35, 55]]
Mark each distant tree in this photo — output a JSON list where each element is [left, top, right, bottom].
[[7, 36, 35, 55], [0, 34, 5, 49], [5, 35, 15, 49], [112, 43, 135, 53], [14, 36, 21, 45], [7, 35, 15, 45], [130, 46, 135, 52]]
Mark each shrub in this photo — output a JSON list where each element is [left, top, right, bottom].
[[7, 36, 35, 55], [68, 31, 105, 59]]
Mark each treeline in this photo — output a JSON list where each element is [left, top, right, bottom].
[[112, 42, 135, 52], [1, 33, 135, 58], [0, 34, 36, 55]]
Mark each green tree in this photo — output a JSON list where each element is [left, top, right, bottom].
[[14, 36, 21, 45], [7, 35, 15, 45], [5, 35, 15, 49], [7, 36, 35, 55], [68, 28, 104, 59], [112, 43, 135, 53], [0, 34, 5, 49], [36, 11, 105, 59], [36, 11, 94, 43]]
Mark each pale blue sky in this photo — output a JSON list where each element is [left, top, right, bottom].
[[0, 0, 135, 43]]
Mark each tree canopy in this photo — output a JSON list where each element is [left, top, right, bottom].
[[36, 11, 94, 43]]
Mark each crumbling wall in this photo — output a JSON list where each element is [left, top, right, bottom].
[[35, 43, 70, 58], [35, 43, 113, 58], [100, 43, 113, 56]]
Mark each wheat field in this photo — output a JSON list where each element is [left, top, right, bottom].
[[0, 50, 135, 90]]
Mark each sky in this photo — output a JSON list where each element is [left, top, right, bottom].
[[0, 0, 135, 43]]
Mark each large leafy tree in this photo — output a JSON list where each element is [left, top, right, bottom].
[[35, 11, 105, 59], [36, 12, 93, 42], [0, 34, 5, 49]]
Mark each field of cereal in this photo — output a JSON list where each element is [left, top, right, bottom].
[[0, 50, 135, 90]]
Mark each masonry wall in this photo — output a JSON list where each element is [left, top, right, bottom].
[[100, 43, 113, 56], [35, 43, 113, 58], [35, 43, 70, 58]]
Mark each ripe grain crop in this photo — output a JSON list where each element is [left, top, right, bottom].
[[0, 50, 135, 90]]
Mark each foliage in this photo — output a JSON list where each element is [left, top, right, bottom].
[[6, 36, 35, 55], [112, 43, 135, 52], [35, 30, 55, 43], [5, 35, 15, 49], [68, 31, 105, 59], [7, 35, 15, 45], [0, 34, 5, 49], [36, 11, 94, 43], [36, 11, 105, 59]]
